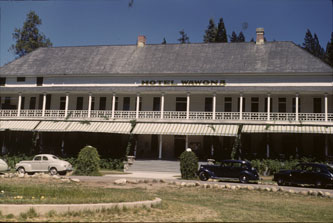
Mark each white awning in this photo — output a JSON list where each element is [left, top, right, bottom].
[[66, 122, 100, 132], [132, 123, 239, 136], [0, 121, 40, 131], [96, 122, 132, 134], [242, 125, 332, 134], [34, 121, 71, 132]]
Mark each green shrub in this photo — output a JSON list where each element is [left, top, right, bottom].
[[179, 150, 198, 179], [2, 154, 34, 169], [74, 145, 101, 176], [99, 158, 124, 170]]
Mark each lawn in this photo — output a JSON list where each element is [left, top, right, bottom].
[[0, 178, 332, 222]]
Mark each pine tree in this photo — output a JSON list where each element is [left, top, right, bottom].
[[178, 29, 190, 44], [162, 38, 167, 44], [238, 31, 245, 42], [302, 29, 315, 55], [215, 18, 228, 42], [203, 18, 217, 43], [325, 32, 333, 66], [313, 34, 325, 59], [230, 31, 238, 42], [250, 38, 255, 42], [10, 11, 52, 57]]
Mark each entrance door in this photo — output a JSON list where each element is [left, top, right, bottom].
[[174, 136, 186, 158]]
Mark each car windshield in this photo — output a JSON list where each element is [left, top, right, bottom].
[[52, 156, 59, 160]]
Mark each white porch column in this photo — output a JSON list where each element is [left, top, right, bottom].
[[42, 93, 47, 117], [88, 93, 92, 118], [112, 93, 116, 119], [17, 93, 22, 117], [267, 94, 270, 121], [136, 93, 140, 119], [212, 93, 216, 120], [65, 93, 69, 117], [185, 135, 189, 150], [295, 93, 299, 121], [239, 93, 243, 120], [161, 93, 165, 119], [325, 93, 328, 122], [186, 92, 190, 120], [158, 135, 163, 159]]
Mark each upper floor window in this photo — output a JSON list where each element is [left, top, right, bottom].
[[37, 77, 43, 86], [99, 97, 106, 110], [123, 97, 130, 111], [176, 97, 187, 111], [205, 97, 213, 112], [251, 97, 259, 112], [278, 98, 286, 113], [224, 97, 232, 112], [313, 98, 322, 113], [153, 97, 161, 111], [17, 77, 26, 82], [0, 77, 6, 86]]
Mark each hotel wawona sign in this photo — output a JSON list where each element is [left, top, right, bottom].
[[141, 80, 226, 86]]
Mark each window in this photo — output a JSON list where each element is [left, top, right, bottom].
[[224, 97, 232, 112], [292, 98, 301, 113], [17, 77, 25, 82], [46, 94, 52, 110], [205, 97, 213, 112], [153, 97, 161, 111], [60, 97, 66, 110], [176, 97, 187, 111], [21, 97, 25, 109], [91, 97, 95, 110], [76, 97, 83, 110], [4, 97, 10, 105], [251, 97, 259, 112], [278, 98, 286, 113], [237, 97, 246, 112], [42, 156, 48, 161], [38, 95, 43, 109], [36, 77, 43, 86], [313, 98, 322, 113], [0, 77, 6, 86], [264, 98, 273, 112], [123, 97, 130, 111], [29, 97, 36, 109], [34, 156, 41, 161], [99, 97, 106, 110]]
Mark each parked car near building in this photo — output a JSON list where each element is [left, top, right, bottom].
[[198, 160, 260, 183], [15, 154, 72, 175], [0, 159, 9, 172], [273, 163, 333, 188]]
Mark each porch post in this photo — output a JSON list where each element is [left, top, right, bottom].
[[17, 93, 22, 117], [267, 94, 270, 121], [65, 93, 69, 117], [324, 93, 328, 122], [295, 93, 299, 121], [42, 93, 47, 117], [158, 135, 163, 159], [186, 92, 190, 120], [161, 93, 165, 119], [239, 93, 243, 120], [88, 93, 92, 118], [112, 93, 116, 119], [136, 93, 140, 119], [213, 93, 216, 120]]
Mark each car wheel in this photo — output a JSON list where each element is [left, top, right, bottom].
[[277, 178, 285, 186], [239, 175, 249, 184], [17, 167, 25, 174], [49, 167, 58, 176], [199, 172, 209, 181]]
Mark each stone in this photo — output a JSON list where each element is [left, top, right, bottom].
[[71, 178, 80, 183], [324, 192, 331, 197], [152, 179, 159, 183], [230, 186, 236, 190], [247, 186, 254, 190], [213, 184, 219, 189], [271, 187, 278, 192], [114, 179, 127, 185], [61, 178, 71, 183], [235, 185, 240, 189], [160, 179, 166, 183], [0, 175, 4, 178], [265, 187, 271, 192], [127, 179, 138, 184], [175, 182, 181, 186], [41, 174, 50, 179], [219, 185, 226, 189], [181, 182, 187, 187], [288, 189, 295, 194], [301, 191, 308, 196], [225, 184, 231, 189], [195, 182, 201, 187], [203, 184, 208, 189], [18, 173, 24, 178], [52, 175, 60, 179], [311, 191, 318, 196], [186, 183, 196, 187], [143, 179, 149, 184], [318, 191, 324, 197]]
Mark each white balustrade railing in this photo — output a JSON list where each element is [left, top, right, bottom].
[[0, 109, 332, 123]]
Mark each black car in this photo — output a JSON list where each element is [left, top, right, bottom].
[[273, 163, 333, 188], [198, 160, 260, 183]]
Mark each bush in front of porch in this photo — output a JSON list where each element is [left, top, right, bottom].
[[74, 145, 101, 176], [179, 150, 199, 179]]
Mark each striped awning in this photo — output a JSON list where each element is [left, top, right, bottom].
[[0, 120, 40, 131], [96, 122, 132, 134], [66, 122, 100, 132], [34, 121, 71, 132], [132, 123, 239, 136], [242, 125, 332, 134]]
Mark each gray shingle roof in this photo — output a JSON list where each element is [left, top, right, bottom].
[[1, 42, 332, 76]]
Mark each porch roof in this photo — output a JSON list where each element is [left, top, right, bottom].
[[242, 124, 332, 134], [0, 120, 40, 131]]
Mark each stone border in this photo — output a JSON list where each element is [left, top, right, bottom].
[[0, 198, 161, 216]]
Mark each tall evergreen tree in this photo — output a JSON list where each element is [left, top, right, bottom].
[[10, 11, 52, 57], [230, 31, 238, 42], [162, 38, 167, 44], [313, 34, 325, 59], [325, 32, 333, 66], [215, 18, 228, 42], [203, 18, 217, 43], [238, 31, 245, 42], [178, 29, 190, 44], [302, 29, 315, 55]]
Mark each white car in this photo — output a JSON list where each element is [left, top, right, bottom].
[[15, 154, 72, 175], [0, 159, 9, 172]]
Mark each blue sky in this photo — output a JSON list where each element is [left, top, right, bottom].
[[0, 0, 332, 66]]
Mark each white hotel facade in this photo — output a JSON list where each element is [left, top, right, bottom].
[[0, 28, 332, 160]]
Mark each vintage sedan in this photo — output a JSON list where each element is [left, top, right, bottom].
[[0, 159, 9, 172], [198, 160, 259, 183], [15, 154, 72, 175], [273, 163, 333, 188]]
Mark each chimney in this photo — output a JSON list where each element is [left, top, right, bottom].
[[137, 35, 146, 47], [256, 28, 264, 45]]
